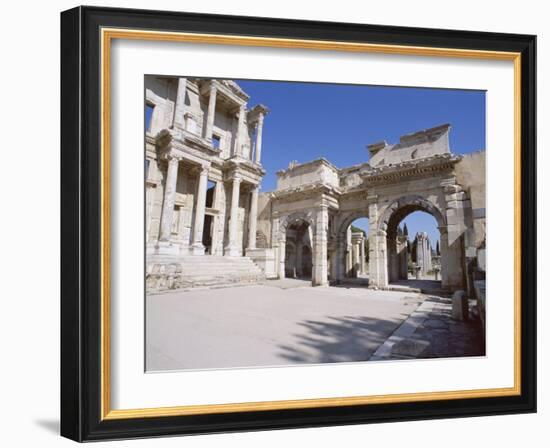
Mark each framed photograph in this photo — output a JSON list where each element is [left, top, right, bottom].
[[60, 6, 536, 442]]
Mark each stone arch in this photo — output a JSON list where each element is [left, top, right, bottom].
[[371, 194, 461, 289], [333, 210, 370, 282], [277, 211, 316, 282], [336, 210, 370, 240], [378, 195, 446, 235], [278, 211, 316, 241]]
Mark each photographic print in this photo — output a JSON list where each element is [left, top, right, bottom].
[[144, 77, 487, 371], [61, 7, 536, 440]]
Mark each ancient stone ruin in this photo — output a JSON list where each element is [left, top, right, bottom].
[[144, 77, 486, 293]]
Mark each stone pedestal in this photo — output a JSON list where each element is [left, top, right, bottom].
[[246, 248, 277, 279], [153, 241, 179, 256], [451, 290, 469, 321]]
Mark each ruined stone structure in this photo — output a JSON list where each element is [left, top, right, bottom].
[[144, 77, 270, 290], [145, 77, 486, 294], [257, 123, 486, 291], [345, 229, 366, 277], [414, 232, 433, 276]]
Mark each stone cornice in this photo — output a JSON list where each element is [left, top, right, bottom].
[[225, 155, 266, 176], [361, 154, 461, 186], [248, 104, 270, 123], [156, 129, 220, 160], [270, 181, 341, 203], [276, 157, 340, 177]]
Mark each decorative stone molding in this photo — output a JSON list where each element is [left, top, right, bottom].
[[378, 195, 446, 233], [362, 154, 461, 186]]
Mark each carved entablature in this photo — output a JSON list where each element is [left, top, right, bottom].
[[247, 104, 270, 124], [156, 128, 215, 157], [271, 182, 341, 203], [199, 79, 248, 109], [224, 156, 266, 183], [361, 154, 461, 187], [338, 188, 369, 202], [155, 129, 213, 168]]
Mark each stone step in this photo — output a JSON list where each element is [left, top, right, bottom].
[[146, 255, 266, 292], [148, 266, 264, 274]]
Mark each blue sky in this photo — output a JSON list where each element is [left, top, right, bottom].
[[238, 79, 486, 245]]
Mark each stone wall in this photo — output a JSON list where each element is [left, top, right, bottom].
[[455, 151, 486, 249]]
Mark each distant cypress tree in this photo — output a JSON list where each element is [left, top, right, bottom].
[[403, 223, 409, 236], [436, 240, 440, 255]]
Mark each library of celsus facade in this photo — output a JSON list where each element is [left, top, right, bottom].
[[145, 77, 486, 293], [145, 77, 271, 290]]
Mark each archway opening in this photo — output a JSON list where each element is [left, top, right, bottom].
[[284, 219, 312, 280], [338, 217, 369, 286], [387, 209, 441, 289], [329, 217, 369, 287]]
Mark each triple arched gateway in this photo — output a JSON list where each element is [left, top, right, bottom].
[[142, 75, 485, 295], [256, 124, 485, 293]]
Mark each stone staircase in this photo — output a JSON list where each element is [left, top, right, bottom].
[[146, 255, 266, 292]]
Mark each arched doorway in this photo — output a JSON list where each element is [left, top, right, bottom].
[[283, 218, 313, 280], [332, 213, 369, 285], [375, 195, 464, 290], [387, 211, 440, 286]]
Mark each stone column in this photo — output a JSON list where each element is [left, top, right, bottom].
[[313, 206, 329, 286], [278, 239, 286, 279], [360, 236, 366, 274], [210, 181, 223, 255], [254, 114, 265, 164], [225, 176, 242, 256], [191, 166, 209, 255], [235, 103, 246, 156], [204, 83, 217, 140], [172, 77, 187, 130], [247, 185, 259, 250], [159, 155, 179, 242], [334, 237, 346, 281], [368, 196, 388, 288]]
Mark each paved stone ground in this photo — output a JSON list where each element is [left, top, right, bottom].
[[146, 283, 485, 371], [370, 295, 485, 361], [146, 283, 422, 371]]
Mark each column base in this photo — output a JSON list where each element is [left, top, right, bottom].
[[312, 281, 329, 287], [191, 243, 205, 256], [153, 241, 179, 256], [224, 245, 241, 257], [246, 248, 277, 279]]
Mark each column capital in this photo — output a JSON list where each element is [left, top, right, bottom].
[[317, 204, 329, 212], [232, 175, 242, 183], [366, 194, 379, 204], [166, 153, 181, 163]]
